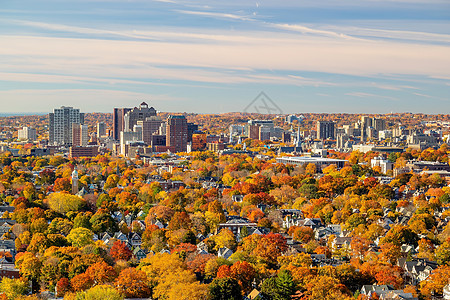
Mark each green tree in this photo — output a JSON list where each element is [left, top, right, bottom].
[[209, 277, 242, 300], [67, 227, 94, 247], [261, 270, 295, 300]]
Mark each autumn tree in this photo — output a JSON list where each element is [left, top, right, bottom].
[[115, 268, 152, 298], [47, 192, 85, 214], [110, 241, 132, 262], [67, 227, 94, 247], [53, 178, 71, 192], [0, 277, 29, 300]]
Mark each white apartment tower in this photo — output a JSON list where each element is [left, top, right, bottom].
[[49, 106, 84, 146], [18, 127, 37, 141]]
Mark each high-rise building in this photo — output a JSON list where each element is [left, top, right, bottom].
[[373, 118, 386, 131], [166, 115, 188, 152], [113, 108, 131, 141], [137, 116, 163, 145], [18, 127, 37, 141], [248, 124, 260, 140], [97, 122, 106, 137], [72, 124, 89, 147], [49, 106, 84, 146], [123, 102, 157, 132], [316, 121, 335, 139], [187, 123, 199, 143]]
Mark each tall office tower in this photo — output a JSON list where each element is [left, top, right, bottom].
[[361, 116, 372, 129], [49, 106, 84, 146], [372, 118, 386, 131], [97, 122, 106, 137], [316, 121, 335, 139], [18, 127, 37, 141], [166, 115, 188, 152], [137, 116, 163, 145], [72, 124, 89, 147], [123, 102, 157, 132], [113, 108, 131, 141]]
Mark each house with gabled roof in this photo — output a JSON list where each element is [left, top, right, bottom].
[[217, 247, 233, 260]]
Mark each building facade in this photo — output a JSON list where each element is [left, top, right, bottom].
[[113, 107, 131, 141], [166, 115, 188, 152], [123, 102, 157, 132], [49, 106, 84, 146], [18, 127, 37, 141], [316, 121, 335, 139], [72, 124, 89, 147]]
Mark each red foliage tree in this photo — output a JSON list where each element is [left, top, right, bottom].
[[110, 240, 132, 261]]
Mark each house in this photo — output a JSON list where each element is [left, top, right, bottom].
[[361, 285, 395, 297], [443, 283, 450, 300], [217, 247, 234, 260], [379, 290, 418, 300], [218, 218, 257, 236], [129, 233, 142, 247], [331, 237, 352, 250], [399, 259, 438, 285], [132, 247, 147, 261], [245, 289, 262, 300]]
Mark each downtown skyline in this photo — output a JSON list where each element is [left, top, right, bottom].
[[0, 0, 449, 114]]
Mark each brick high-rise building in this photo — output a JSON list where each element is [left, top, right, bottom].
[[166, 115, 188, 152], [49, 106, 84, 146], [72, 124, 89, 147]]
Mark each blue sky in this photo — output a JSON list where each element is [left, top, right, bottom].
[[0, 0, 449, 114]]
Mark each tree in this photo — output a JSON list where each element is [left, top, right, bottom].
[[379, 242, 402, 264], [47, 192, 85, 214], [15, 252, 41, 283], [67, 227, 94, 247], [71, 273, 94, 292], [115, 268, 152, 298], [85, 261, 117, 285], [0, 277, 29, 300], [420, 265, 450, 298], [165, 281, 209, 300], [291, 226, 314, 244], [89, 209, 119, 233], [53, 177, 71, 192], [110, 241, 132, 261], [76, 284, 124, 300], [209, 277, 242, 300], [55, 278, 70, 297]]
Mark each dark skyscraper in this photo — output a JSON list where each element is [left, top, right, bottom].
[[316, 121, 335, 139], [113, 107, 131, 141], [166, 115, 188, 152]]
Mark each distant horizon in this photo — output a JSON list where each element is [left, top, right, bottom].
[[1, 110, 449, 117]]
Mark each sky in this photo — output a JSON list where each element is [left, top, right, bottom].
[[0, 0, 449, 114]]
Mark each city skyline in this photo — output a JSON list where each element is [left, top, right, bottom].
[[0, 0, 449, 114]]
